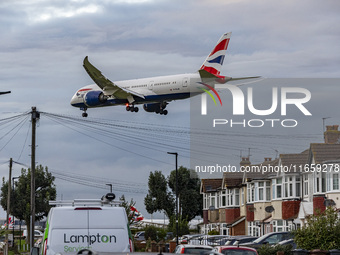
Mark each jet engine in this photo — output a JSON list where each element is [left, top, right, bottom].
[[84, 91, 107, 107]]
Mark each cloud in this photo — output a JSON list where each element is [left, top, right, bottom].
[[1, 0, 340, 219]]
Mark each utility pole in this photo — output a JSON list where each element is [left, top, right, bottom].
[[167, 152, 179, 245], [5, 158, 13, 255], [30, 107, 40, 251]]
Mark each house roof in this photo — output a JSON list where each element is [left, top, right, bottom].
[[309, 143, 340, 164], [279, 149, 309, 172], [201, 178, 222, 193]]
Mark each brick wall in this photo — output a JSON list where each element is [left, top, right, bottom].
[[203, 210, 208, 224], [313, 195, 326, 214], [246, 204, 255, 222], [232, 219, 246, 236], [225, 207, 240, 224], [282, 200, 300, 220]]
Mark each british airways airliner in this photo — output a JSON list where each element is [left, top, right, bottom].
[[71, 32, 258, 117]]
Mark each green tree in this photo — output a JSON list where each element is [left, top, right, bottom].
[[0, 165, 56, 244], [293, 206, 340, 250], [144, 171, 174, 218], [168, 215, 190, 236], [168, 167, 202, 221]]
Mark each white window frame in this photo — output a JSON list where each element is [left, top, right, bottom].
[[247, 183, 255, 203]]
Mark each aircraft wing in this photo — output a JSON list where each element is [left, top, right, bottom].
[[83, 56, 145, 99]]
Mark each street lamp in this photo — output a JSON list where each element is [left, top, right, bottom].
[[167, 152, 179, 245], [106, 184, 113, 193], [12, 177, 19, 247]]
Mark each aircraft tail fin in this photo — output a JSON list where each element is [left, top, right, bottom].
[[199, 32, 231, 75]]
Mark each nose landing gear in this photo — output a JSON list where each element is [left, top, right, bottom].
[[81, 107, 88, 117]]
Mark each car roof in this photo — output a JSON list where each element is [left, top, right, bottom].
[[216, 245, 257, 252], [179, 244, 214, 249]]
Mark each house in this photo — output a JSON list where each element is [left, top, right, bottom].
[[200, 125, 340, 236]]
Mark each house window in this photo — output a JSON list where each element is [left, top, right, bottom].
[[255, 181, 271, 201], [272, 179, 276, 199], [259, 182, 264, 200], [210, 193, 216, 208], [296, 177, 301, 197], [273, 220, 285, 232], [241, 188, 244, 205], [235, 189, 240, 206], [314, 172, 327, 194], [304, 174, 309, 196], [247, 183, 255, 203], [333, 173, 339, 190], [282, 176, 301, 198], [276, 178, 282, 199], [248, 221, 260, 237], [221, 190, 226, 207], [266, 181, 271, 200]]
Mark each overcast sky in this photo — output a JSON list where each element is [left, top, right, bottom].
[[1, 0, 340, 220]]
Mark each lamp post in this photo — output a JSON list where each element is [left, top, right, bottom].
[[167, 152, 178, 245], [12, 177, 19, 247], [106, 184, 113, 193]]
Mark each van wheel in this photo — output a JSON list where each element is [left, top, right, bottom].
[[77, 249, 96, 255]]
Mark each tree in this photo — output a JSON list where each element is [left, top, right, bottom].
[[0, 165, 56, 244], [168, 215, 190, 236], [168, 167, 202, 221], [144, 171, 174, 218], [293, 206, 340, 250]]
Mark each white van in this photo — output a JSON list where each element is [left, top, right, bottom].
[[40, 194, 133, 255]]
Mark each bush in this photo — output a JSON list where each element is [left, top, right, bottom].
[[144, 225, 167, 242], [208, 230, 219, 235], [258, 244, 293, 255], [293, 206, 340, 250], [168, 215, 189, 236]]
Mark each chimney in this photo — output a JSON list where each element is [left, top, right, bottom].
[[324, 125, 340, 144], [240, 157, 251, 167], [264, 157, 272, 162]]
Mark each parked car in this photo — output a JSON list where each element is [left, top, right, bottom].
[[174, 244, 214, 254], [134, 231, 145, 241], [214, 245, 258, 255], [276, 238, 297, 249], [22, 229, 43, 239], [225, 236, 258, 246], [242, 232, 293, 249]]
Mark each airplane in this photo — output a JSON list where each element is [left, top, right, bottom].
[[71, 32, 259, 117], [0, 91, 11, 95]]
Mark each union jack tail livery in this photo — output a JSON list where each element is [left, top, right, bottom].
[[200, 32, 231, 75]]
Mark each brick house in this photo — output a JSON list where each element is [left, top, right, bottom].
[[200, 125, 340, 236]]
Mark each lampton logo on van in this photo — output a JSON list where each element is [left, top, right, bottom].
[[64, 233, 117, 245]]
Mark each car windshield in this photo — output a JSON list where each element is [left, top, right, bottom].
[[253, 233, 273, 243], [221, 249, 257, 255]]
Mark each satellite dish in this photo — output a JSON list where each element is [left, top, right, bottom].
[[324, 199, 336, 207], [265, 205, 275, 213]]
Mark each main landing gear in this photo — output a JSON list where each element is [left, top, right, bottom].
[[156, 109, 168, 115], [126, 105, 139, 113]]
